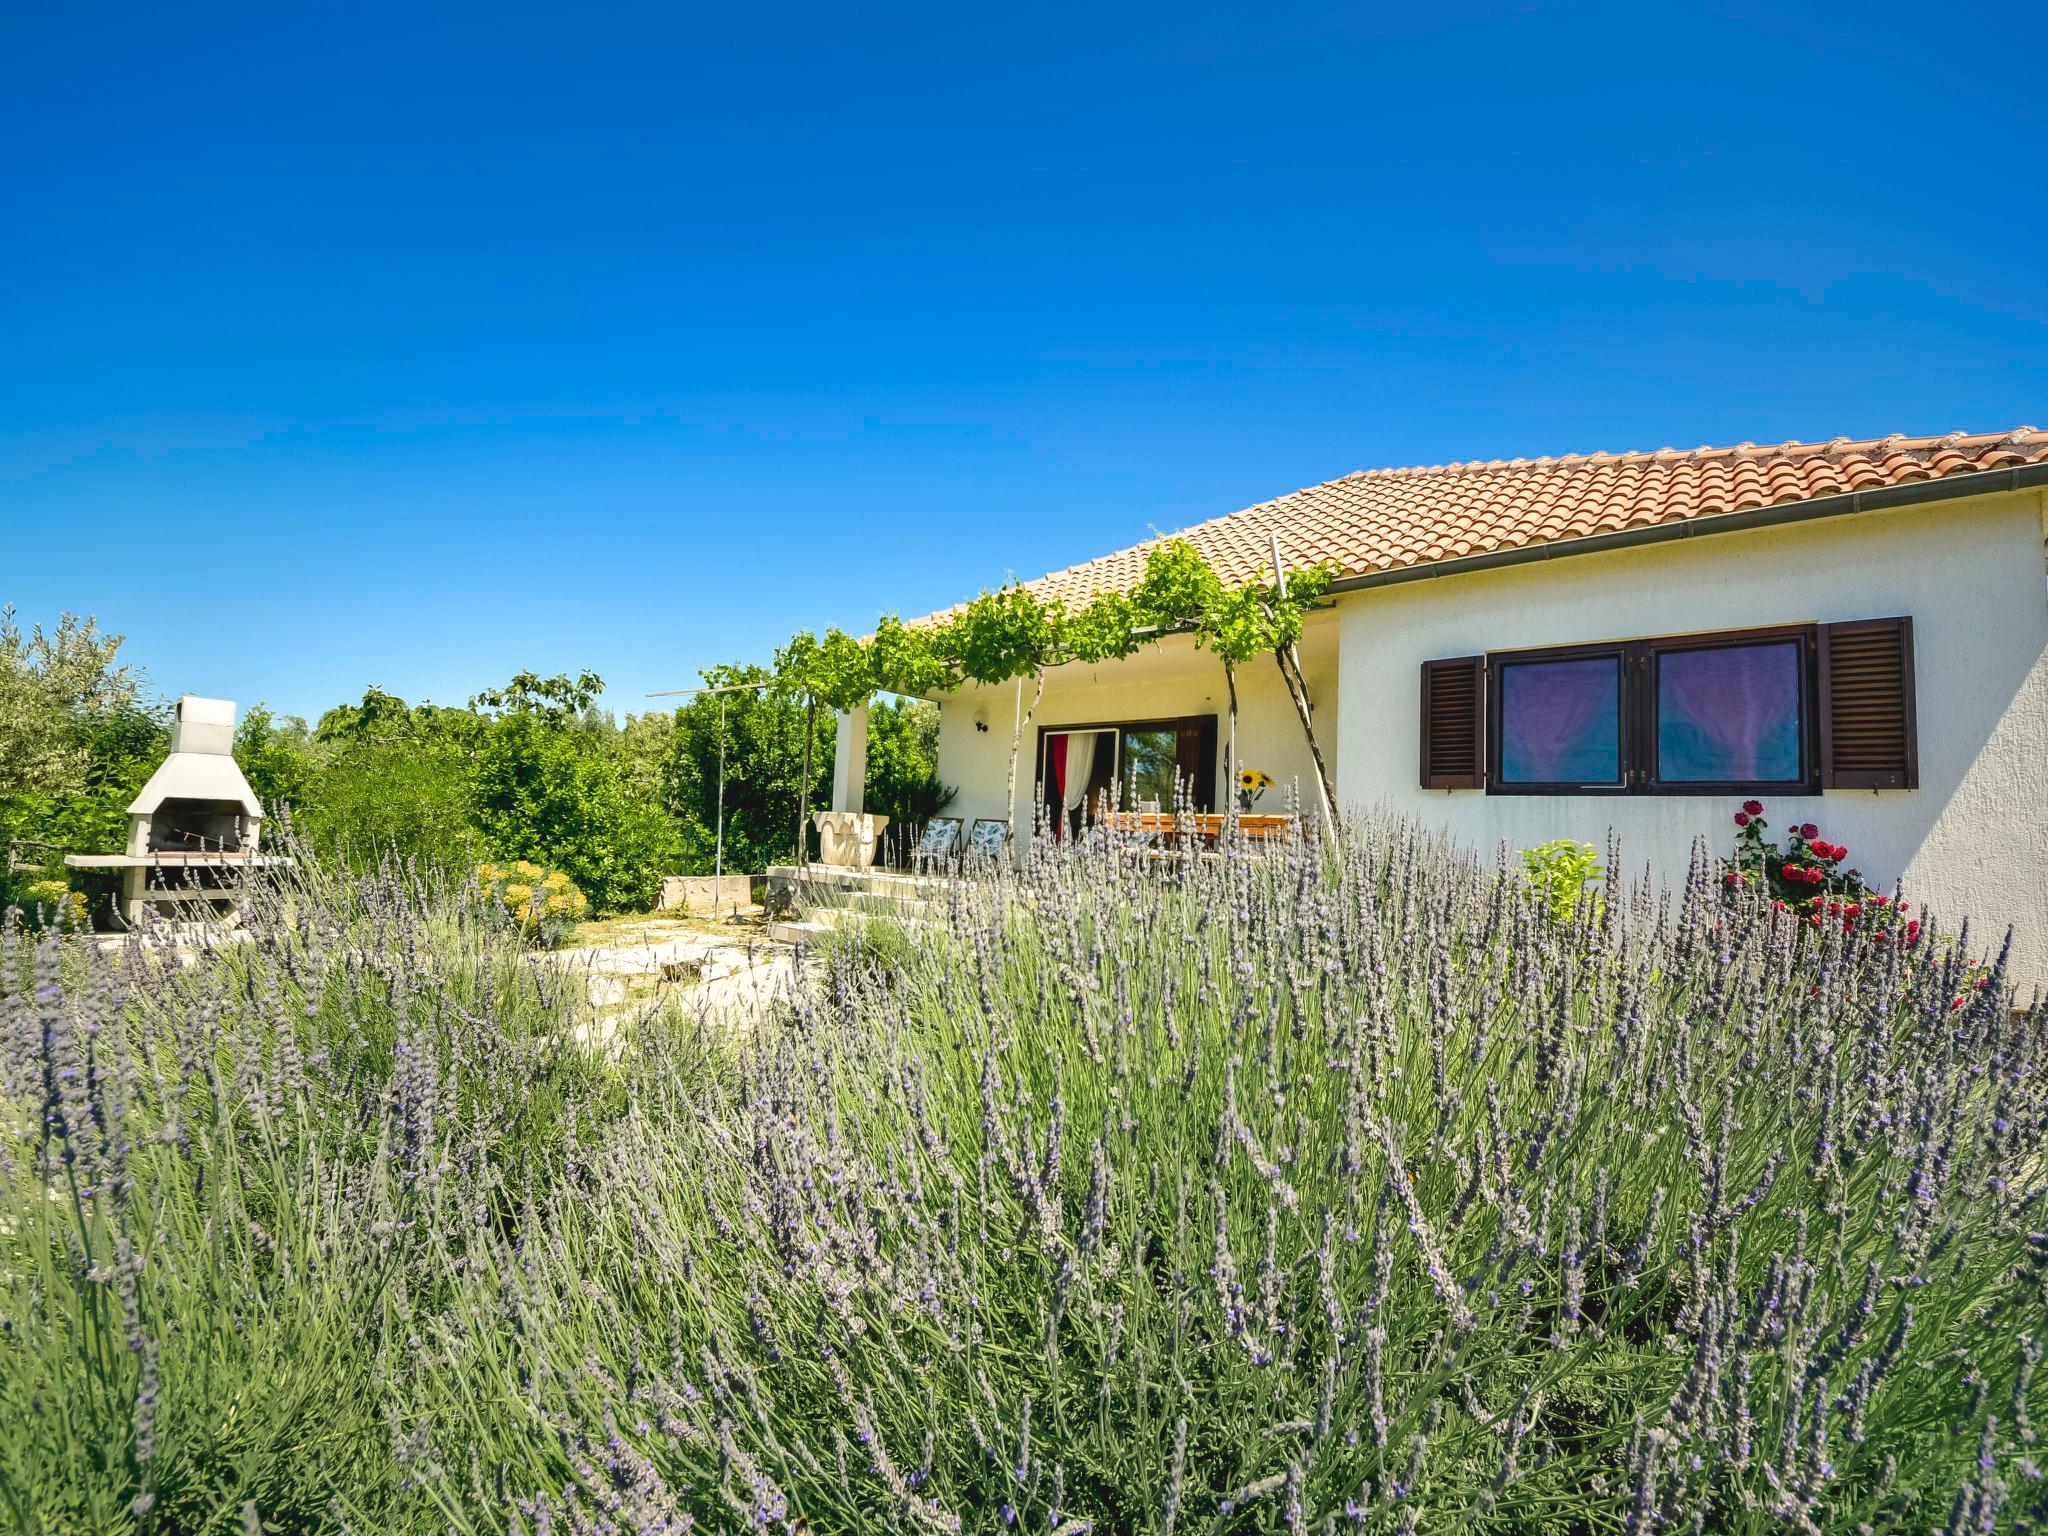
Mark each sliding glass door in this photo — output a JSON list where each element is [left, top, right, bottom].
[[1039, 716, 1219, 835], [1119, 728, 1180, 811]]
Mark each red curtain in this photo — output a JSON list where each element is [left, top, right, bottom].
[[1048, 734, 1068, 838]]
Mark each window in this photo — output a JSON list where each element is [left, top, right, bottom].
[[1496, 654, 1624, 788], [1421, 619, 1916, 796], [1652, 638, 1803, 784]]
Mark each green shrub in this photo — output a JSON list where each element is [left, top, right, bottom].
[[660, 664, 835, 875], [470, 710, 678, 913], [1519, 835, 1605, 923], [290, 735, 480, 881]]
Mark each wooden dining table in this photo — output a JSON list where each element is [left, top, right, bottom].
[[1096, 812, 1304, 847]]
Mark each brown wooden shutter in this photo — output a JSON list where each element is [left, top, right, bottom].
[[1420, 656, 1485, 788], [1818, 617, 1917, 789]]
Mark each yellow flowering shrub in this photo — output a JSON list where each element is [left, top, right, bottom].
[[473, 860, 589, 937], [18, 878, 90, 930]]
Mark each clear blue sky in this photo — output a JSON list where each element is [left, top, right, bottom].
[[4, 0, 2042, 723]]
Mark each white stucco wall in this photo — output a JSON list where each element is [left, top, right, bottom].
[[1335, 490, 2048, 986], [925, 490, 2047, 983], [933, 614, 1341, 848]]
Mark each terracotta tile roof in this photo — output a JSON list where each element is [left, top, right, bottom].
[[955, 428, 2047, 613]]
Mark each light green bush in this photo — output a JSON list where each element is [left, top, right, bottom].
[[1519, 835, 1605, 924]]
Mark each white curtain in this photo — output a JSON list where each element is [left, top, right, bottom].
[[1063, 731, 1100, 817]]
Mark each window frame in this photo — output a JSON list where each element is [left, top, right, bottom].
[[1486, 643, 1632, 796], [1033, 714, 1220, 816], [1485, 623, 1822, 797]]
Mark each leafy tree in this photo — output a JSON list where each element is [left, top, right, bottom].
[[0, 608, 139, 795], [1, 701, 168, 921], [293, 734, 479, 882], [0, 612, 160, 912], [610, 711, 675, 801], [295, 685, 488, 879], [660, 664, 834, 876], [314, 685, 484, 753], [469, 700, 678, 914], [233, 705, 318, 819], [458, 671, 679, 912], [471, 669, 605, 722], [863, 697, 954, 850]]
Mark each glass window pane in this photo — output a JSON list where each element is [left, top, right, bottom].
[[1121, 728, 1179, 810], [1656, 641, 1802, 783], [1498, 657, 1622, 785]]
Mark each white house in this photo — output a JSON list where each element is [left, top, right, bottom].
[[830, 429, 2048, 985]]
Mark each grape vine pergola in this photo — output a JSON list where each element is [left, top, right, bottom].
[[650, 539, 1339, 869]]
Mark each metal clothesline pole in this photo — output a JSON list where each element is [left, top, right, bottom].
[[715, 692, 726, 889], [647, 679, 772, 911]]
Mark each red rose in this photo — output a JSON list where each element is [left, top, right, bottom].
[[1773, 899, 1788, 912], [1906, 921, 1921, 942], [1742, 800, 1764, 816], [1734, 812, 1751, 827], [1951, 997, 1967, 1010], [1845, 904, 1861, 919], [1722, 871, 1739, 886], [1871, 894, 1889, 908], [1799, 823, 1819, 839], [1812, 842, 1833, 861]]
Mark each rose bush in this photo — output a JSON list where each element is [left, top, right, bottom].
[[1719, 800, 1920, 941]]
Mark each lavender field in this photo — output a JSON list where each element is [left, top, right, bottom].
[[4, 822, 2046, 1534]]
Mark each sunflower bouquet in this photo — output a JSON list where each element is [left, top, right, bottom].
[[1235, 767, 1274, 812]]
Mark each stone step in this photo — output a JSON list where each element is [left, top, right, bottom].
[[770, 906, 939, 947], [765, 864, 954, 900], [798, 887, 940, 920]]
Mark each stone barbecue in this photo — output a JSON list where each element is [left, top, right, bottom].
[[66, 695, 292, 925]]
